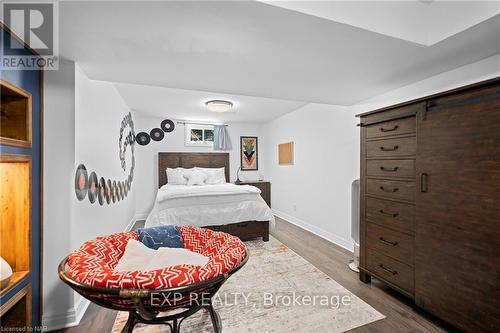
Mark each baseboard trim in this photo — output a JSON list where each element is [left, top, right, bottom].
[[125, 214, 142, 231], [41, 296, 90, 331], [272, 209, 354, 253]]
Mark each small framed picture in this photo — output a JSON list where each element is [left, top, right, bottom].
[[240, 136, 258, 170]]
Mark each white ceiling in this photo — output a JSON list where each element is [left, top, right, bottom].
[[57, 1, 500, 118], [260, 1, 500, 46], [114, 82, 307, 123]]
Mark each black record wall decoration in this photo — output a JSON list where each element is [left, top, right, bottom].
[[88, 172, 98, 204], [135, 118, 175, 146], [161, 119, 175, 133], [150, 128, 164, 141], [74, 116, 176, 205], [75, 164, 88, 201], [98, 177, 106, 206], [135, 132, 150, 146], [74, 112, 136, 206]]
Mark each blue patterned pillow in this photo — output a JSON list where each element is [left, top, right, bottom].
[[137, 225, 184, 250]]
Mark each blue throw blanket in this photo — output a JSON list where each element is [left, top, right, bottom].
[[137, 225, 184, 250]]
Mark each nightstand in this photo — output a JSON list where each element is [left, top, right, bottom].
[[237, 181, 271, 208]]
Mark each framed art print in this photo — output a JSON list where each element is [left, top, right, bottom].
[[240, 136, 258, 170]]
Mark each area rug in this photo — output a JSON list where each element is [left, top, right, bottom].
[[112, 237, 384, 332]]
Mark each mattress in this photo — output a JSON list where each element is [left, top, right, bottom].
[[145, 183, 275, 228]]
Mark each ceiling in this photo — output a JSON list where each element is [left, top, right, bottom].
[[114, 82, 307, 123], [56, 1, 500, 118], [260, 1, 500, 46]]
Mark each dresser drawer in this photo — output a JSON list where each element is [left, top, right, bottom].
[[367, 179, 415, 202], [366, 136, 416, 158], [366, 251, 414, 294], [366, 117, 416, 139], [366, 159, 415, 178], [366, 197, 414, 234], [366, 222, 413, 264]]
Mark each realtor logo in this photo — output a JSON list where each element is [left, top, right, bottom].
[[1, 1, 59, 70]]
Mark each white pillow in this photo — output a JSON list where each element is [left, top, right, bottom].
[[186, 169, 208, 186], [114, 239, 209, 272], [166, 167, 195, 185], [166, 168, 187, 185], [195, 167, 226, 185]]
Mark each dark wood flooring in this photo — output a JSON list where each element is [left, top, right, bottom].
[[55, 217, 459, 332]]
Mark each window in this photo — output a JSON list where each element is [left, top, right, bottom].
[[185, 124, 214, 146]]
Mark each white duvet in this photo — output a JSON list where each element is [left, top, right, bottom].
[[145, 183, 275, 228]]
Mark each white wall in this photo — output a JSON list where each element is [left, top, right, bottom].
[[42, 60, 77, 328], [42, 64, 137, 331], [73, 65, 137, 244], [263, 54, 500, 252], [262, 104, 358, 250], [134, 114, 263, 217]]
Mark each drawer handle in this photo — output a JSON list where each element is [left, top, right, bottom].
[[379, 264, 398, 275], [237, 223, 249, 228], [379, 209, 399, 218], [379, 237, 398, 246], [380, 145, 399, 151], [379, 186, 398, 193], [420, 173, 428, 193], [380, 166, 399, 172], [379, 125, 399, 132]]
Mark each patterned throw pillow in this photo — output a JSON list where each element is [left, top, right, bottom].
[[137, 225, 184, 250]]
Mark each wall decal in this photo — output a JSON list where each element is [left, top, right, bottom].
[[161, 119, 175, 133], [136, 132, 151, 146], [74, 112, 136, 206], [150, 128, 164, 141], [240, 136, 258, 170], [75, 164, 88, 201]]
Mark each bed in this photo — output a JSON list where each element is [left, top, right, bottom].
[[145, 152, 273, 241]]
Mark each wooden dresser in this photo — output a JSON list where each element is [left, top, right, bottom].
[[237, 181, 271, 207], [357, 78, 500, 333]]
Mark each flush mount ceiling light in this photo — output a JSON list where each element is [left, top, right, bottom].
[[205, 100, 233, 112]]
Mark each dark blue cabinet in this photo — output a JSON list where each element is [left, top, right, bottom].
[[0, 25, 43, 328]]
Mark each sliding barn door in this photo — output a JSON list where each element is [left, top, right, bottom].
[[415, 82, 500, 333]]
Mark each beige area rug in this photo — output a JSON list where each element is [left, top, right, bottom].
[[112, 237, 384, 333]]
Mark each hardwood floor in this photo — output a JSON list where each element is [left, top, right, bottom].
[[55, 217, 459, 332]]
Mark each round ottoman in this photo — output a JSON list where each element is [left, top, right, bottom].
[[59, 226, 248, 333]]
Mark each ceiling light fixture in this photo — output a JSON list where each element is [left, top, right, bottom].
[[205, 100, 233, 112]]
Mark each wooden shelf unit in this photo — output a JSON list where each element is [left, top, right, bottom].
[[0, 285, 32, 328], [0, 154, 32, 326], [0, 80, 32, 148]]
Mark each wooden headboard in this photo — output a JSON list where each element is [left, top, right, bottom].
[[158, 152, 230, 188]]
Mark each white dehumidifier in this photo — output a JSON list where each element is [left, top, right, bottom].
[[349, 179, 360, 272]]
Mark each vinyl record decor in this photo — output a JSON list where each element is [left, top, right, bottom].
[[74, 116, 176, 205], [135, 119, 175, 146], [74, 112, 136, 205], [88, 172, 98, 204], [150, 128, 164, 141], [135, 132, 151, 146], [98, 177, 106, 206], [161, 119, 175, 132], [240, 136, 258, 170], [75, 164, 88, 200]]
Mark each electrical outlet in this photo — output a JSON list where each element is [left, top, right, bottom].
[[293, 204, 297, 212]]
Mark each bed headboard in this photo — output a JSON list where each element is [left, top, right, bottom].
[[158, 152, 230, 188]]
